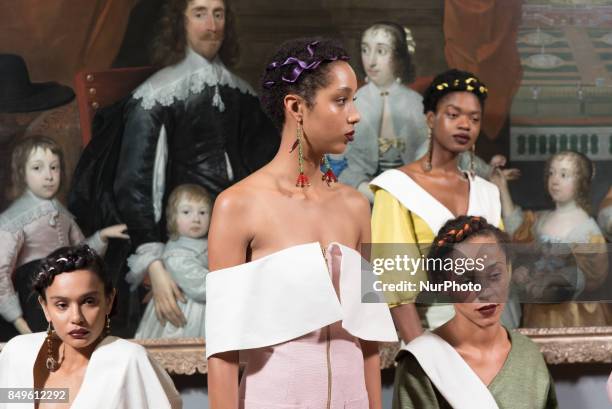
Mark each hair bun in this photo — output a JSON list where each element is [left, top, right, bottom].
[[422, 69, 488, 114]]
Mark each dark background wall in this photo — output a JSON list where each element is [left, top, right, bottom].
[[111, 0, 612, 213], [4, 0, 606, 215], [113, 0, 448, 86]]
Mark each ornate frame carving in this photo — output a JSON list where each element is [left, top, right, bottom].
[[3, 328, 610, 375], [517, 326, 612, 365], [131, 326, 612, 375], [135, 337, 207, 375]]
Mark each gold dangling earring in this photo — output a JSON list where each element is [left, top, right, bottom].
[[105, 314, 111, 337], [470, 143, 476, 178], [294, 121, 310, 188], [45, 322, 58, 372], [424, 127, 433, 172]]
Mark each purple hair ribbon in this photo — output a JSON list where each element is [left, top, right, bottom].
[[263, 41, 349, 89]]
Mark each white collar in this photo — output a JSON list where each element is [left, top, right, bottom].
[[24, 189, 58, 205], [185, 46, 220, 67], [133, 47, 255, 111], [205, 242, 397, 358], [404, 331, 501, 409], [370, 169, 501, 233]]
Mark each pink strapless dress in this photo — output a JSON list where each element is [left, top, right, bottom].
[[239, 322, 369, 409], [206, 243, 398, 409]]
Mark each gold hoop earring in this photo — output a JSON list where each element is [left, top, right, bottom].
[[470, 143, 476, 177], [45, 322, 59, 372], [105, 314, 111, 337], [424, 127, 433, 172]]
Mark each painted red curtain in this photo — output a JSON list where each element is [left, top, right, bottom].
[[444, 0, 523, 140], [0, 0, 137, 85]]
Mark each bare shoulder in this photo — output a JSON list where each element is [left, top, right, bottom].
[[213, 167, 274, 211], [213, 185, 248, 216], [333, 183, 371, 219]]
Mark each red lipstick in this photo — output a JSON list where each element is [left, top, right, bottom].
[[453, 133, 470, 145], [476, 304, 499, 318], [68, 328, 90, 339]]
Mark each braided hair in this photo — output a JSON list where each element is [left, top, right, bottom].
[[32, 245, 113, 302], [426, 216, 510, 283], [422, 69, 488, 114]]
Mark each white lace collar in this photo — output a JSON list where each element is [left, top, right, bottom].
[[133, 47, 256, 111], [0, 190, 72, 231], [9, 190, 62, 214]]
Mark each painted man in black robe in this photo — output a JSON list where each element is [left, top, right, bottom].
[[70, 0, 278, 335]]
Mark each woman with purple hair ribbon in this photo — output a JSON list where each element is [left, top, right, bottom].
[[205, 38, 397, 409]]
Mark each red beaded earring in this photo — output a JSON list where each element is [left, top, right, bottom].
[[321, 155, 337, 186], [292, 121, 310, 188]]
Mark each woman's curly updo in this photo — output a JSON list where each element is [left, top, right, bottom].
[[260, 37, 350, 130]]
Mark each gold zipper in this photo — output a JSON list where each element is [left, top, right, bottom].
[[321, 246, 332, 409], [326, 325, 332, 409]]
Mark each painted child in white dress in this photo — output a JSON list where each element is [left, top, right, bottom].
[[491, 150, 610, 327], [134, 184, 210, 338]]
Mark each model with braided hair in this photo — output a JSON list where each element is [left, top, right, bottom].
[[426, 216, 508, 276], [392, 216, 558, 409], [370, 69, 517, 345], [0, 245, 181, 408], [491, 150, 610, 327], [206, 38, 396, 408]]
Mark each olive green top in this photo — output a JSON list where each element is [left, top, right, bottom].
[[392, 329, 558, 409]]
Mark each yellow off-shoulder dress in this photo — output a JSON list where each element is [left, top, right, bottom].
[[370, 169, 512, 329]]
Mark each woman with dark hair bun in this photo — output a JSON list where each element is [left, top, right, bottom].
[[392, 216, 558, 409], [370, 69, 518, 344], [206, 37, 396, 408], [336, 24, 497, 203], [0, 245, 182, 409]]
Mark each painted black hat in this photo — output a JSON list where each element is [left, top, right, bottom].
[[0, 54, 75, 113]]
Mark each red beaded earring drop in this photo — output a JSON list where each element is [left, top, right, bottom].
[[321, 155, 337, 186], [291, 121, 310, 188]]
